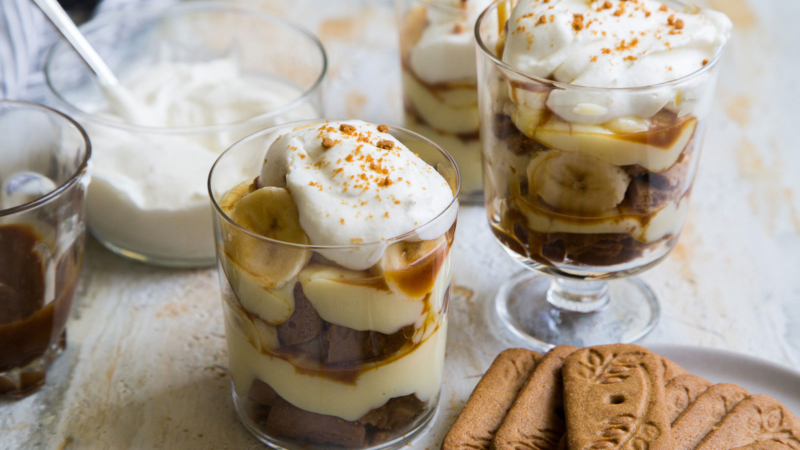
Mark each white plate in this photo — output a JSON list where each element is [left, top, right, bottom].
[[650, 344, 800, 414]]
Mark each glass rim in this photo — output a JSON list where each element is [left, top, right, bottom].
[[43, 1, 328, 136], [475, 0, 728, 92], [208, 119, 462, 250], [413, 0, 472, 13], [0, 100, 92, 218]]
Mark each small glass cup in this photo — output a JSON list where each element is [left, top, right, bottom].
[[45, 2, 326, 268], [397, 0, 485, 204], [475, 1, 728, 350], [0, 101, 91, 398], [209, 120, 459, 449]]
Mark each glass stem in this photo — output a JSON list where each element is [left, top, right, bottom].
[[546, 277, 610, 314]]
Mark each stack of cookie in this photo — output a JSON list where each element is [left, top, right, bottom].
[[442, 345, 800, 450]]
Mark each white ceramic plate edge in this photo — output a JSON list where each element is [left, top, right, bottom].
[[649, 344, 800, 414]]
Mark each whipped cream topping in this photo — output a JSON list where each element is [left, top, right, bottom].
[[502, 0, 731, 123], [409, 0, 493, 84], [259, 120, 455, 270]]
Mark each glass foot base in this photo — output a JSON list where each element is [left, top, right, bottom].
[[91, 230, 216, 268], [0, 331, 66, 399], [494, 272, 660, 352], [232, 386, 438, 450]]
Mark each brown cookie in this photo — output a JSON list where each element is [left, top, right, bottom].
[[492, 346, 577, 450], [664, 374, 712, 424], [442, 348, 541, 450], [671, 383, 750, 450], [358, 394, 426, 431], [247, 379, 279, 406], [266, 397, 366, 447], [696, 394, 800, 450], [562, 344, 672, 450], [733, 442, 794, 450], [324, 324, 409, 364], [658, 356, 688, 383], [277, 283, 323, 346]]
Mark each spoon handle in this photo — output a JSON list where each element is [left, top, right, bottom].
[[32, 0, 119, 86]]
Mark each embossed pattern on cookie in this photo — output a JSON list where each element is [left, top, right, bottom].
[[658, 356, 688, 383], [442, 348, 541, 450], [671, 383, 749, 450], [696, 394, 800, 450], [732, 442, 794, 450], [664, 374, 712, 424], [492, 346, 577, 450], [563, 344, 672, 450]]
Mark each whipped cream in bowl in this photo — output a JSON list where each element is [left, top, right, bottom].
[[45, 3, 327, 267], [209, 119, 459, 447]]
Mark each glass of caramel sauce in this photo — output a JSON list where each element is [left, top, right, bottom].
[[209, 121, 459, 449], [0, 101, 91, 398]]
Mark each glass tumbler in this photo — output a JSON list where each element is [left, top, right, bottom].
[[475, 1, 728, 350], [397, 0, 486, 204], [45, 2, 326, 268], [209, 121, 459, 449], [0, 101, 91, 398]]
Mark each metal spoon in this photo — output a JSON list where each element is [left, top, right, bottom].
[[32, 0, 119, 86], [32, 0, 153, 126]]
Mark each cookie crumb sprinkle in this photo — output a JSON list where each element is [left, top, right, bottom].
[[376, 140, 395, 150]]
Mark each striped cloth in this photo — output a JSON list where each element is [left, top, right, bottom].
[[0, 0, 175, 102], [0, 0, 57, 101]]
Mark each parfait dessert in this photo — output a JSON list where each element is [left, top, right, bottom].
[[473, 0, 731, 349], [210, 121, 459, 448], [398, 0, 493, 202], [480, 0, 732, 275]]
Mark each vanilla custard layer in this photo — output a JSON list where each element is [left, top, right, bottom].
[[404, 114, 483, 195], [402, 70, 479, 135], [226, 320, 447, 421], [510, 196, 688, 243]]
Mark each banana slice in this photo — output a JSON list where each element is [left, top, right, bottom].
[[505, 102, 548, 139], [220, 253, 296, 325], [509, 194, 689, 243], [228, 186, 312, 287], [506, 81, 550, 111], [534, 116, 697, 173], [298, 265, 425, 334], [379, 236, 449, 300], [252, 318, 280, 353], [219, 179, 257, 216], [223, 298, 280, 353], [527, 150, 630, 216]]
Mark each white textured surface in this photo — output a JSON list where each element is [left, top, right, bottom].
[[2, 0, 800, 448]]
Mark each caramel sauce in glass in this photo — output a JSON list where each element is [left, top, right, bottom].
[[0, 225, 80, 373]]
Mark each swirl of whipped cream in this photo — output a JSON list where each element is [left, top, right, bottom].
[[503, 0, 732, 124], [409, 0, 493, 84], [259, 120, 456, 270]]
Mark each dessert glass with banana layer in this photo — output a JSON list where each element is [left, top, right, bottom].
[[398, 0, 493, 203], [475, 0, 731, 349], [209, 120, 459, 448]]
